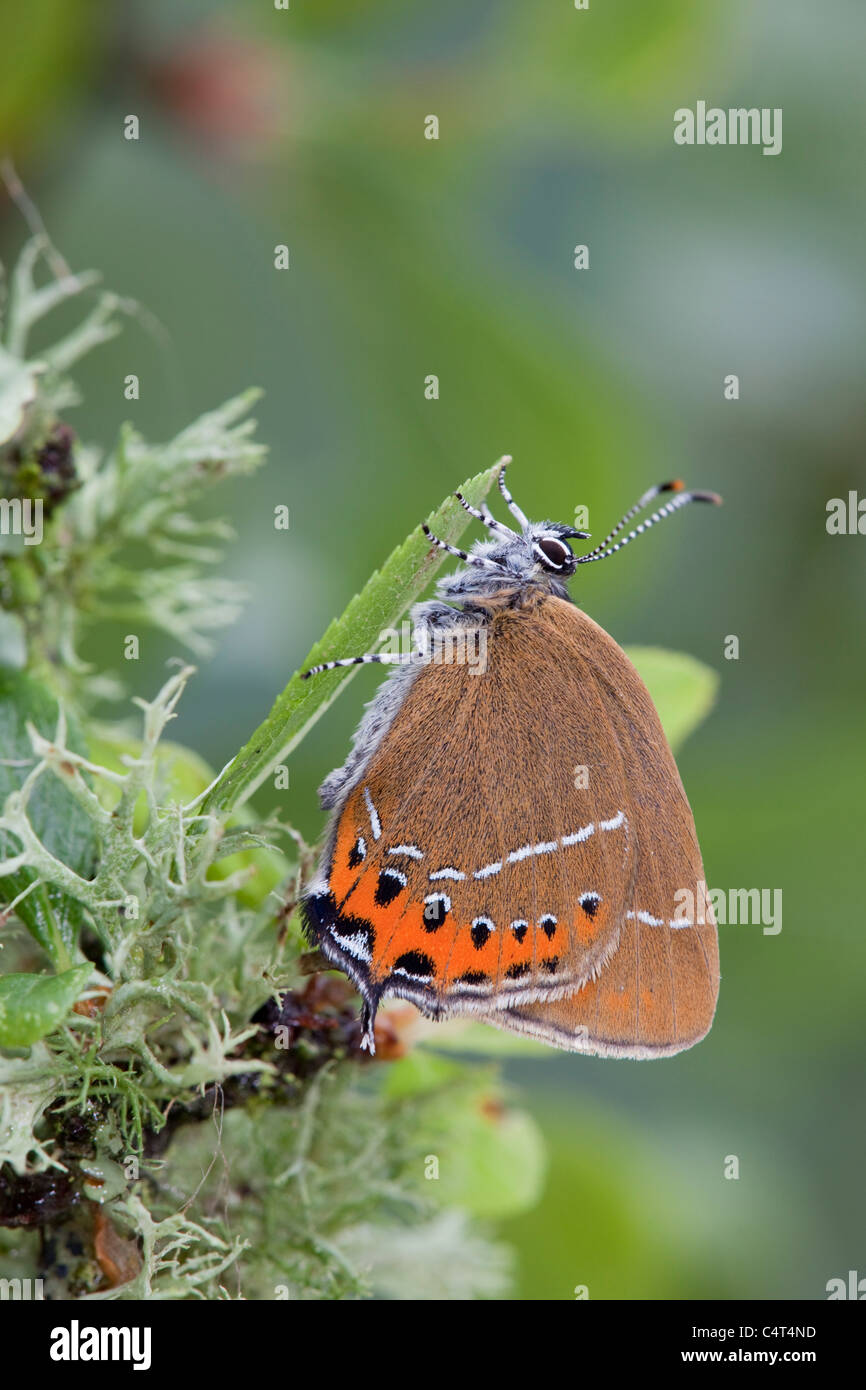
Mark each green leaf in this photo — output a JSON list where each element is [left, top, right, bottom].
[[433, 1101, 546, 1221], [0, 964, 91, 1046], [383, 1047, 462, 1099], [0, 670, 98, 968], [201, 462, 501, 818], [625, 645, 719, 752]]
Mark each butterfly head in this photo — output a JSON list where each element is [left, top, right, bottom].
[[528, 523, 589, 578], [436, 522, 585, 603], [436, 461, 721, 603]]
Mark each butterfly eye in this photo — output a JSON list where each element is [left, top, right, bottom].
[[534, 535, 573, 571]]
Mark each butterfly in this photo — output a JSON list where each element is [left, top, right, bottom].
[[300, 459, 721, 1058]]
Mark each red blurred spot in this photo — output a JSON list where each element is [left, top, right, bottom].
[[147, 31, 287, 158]]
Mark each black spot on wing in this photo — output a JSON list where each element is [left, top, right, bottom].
[[348, 837, 366, 869], [392, 951, 435, 980], [375, 869, 406, 906], [471, 920, 493, 950], [423, 895, 450, 932]]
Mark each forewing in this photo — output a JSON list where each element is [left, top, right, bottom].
[[304, 598, 642, 1019]]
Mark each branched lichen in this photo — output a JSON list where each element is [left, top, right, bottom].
[[1, 236, 266, 695]]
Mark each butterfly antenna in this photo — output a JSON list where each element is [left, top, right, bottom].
[[576, 485, 721, 566], [497, 456, 531, 531], [580, 480, 689, 558]]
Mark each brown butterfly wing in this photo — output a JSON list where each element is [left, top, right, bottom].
[[480, 599, 720, 1057], [306, 595, 645, 1020]]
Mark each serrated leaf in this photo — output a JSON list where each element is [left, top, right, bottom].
[[624, 645, 719, 752], [0, 964, 91, 1046], [0, 671, 98, 967], [201, 462, 501, 817]]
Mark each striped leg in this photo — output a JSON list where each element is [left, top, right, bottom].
[[453, 487, 517, 540], [496, 457, 530, 530], [301, 652, 414, 680], [421, 523, 507, 571]]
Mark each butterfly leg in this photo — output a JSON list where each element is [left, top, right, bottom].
[[454, 488, 517, 540], [410, 599, 487, 629], [408, 600, 490, 673], [496, 457, 531, 530], [301, 652, 415, 679], [303, 600, 478, 680], [421, 524, 507, 571]]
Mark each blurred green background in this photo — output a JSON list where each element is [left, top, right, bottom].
[[2, 0, 864, 1299]]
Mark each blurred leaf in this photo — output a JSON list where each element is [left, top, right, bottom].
[[0, 670, 97, 968], [433, 1101, 546, 1221], [418, 1018, 549, 1059], [383, 1047, 459, 1099], [625, 645, 719, 751], [0, 611, 26, 669], [386, 1051, 547, 1220], [201, 461, 501, 818], [0, 1, 100, 152], [495, 0, 723, 122], [0, 964, 90, 1046], [336, 1210, 512, 1302]]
